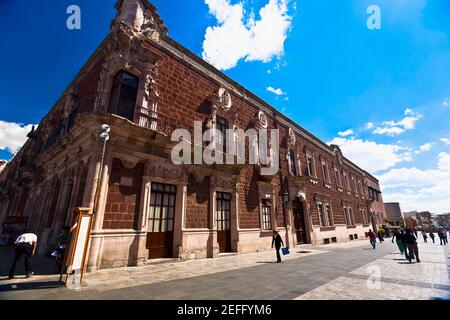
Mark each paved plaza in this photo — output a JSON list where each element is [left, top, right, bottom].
[[0, 239, 449, 300]]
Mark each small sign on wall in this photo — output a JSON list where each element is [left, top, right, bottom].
[[120, 176, 134, 187]]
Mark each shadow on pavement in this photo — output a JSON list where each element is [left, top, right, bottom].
[[0, 280, 64, 292], [0, 246, 57, 277]]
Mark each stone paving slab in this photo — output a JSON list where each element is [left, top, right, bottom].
[[3, 239, 448, 300], [294, 240, 450, 300]]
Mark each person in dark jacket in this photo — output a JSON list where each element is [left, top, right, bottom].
[[438, 230, 445, 245], [429, 232, 435, 244], [404, 229, 420, 263], [421, 231, 428, 243], [271, 230, 284, 263], [399, 230, 410, 260], [368, 229, 377, 249]]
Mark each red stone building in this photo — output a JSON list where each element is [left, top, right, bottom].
[[0, 0, 385, 271]]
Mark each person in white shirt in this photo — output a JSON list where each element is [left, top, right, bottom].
[[9, 232, 38, 279]]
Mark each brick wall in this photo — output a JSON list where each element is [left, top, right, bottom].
[[185, 175, 210, 229], [103, 158, 144, 230]]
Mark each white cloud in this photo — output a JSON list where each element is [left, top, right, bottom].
[[266, 86, 286, 96], [438, 152, 450, 171], [337, 129, 354, 137], [372, 108, 422, 136], [414, 142, 434, 154], [365, 122, 374, 129], [202, 0, 293, 70], [443, 99, 449, 108], [379, 152, 450, 214], [373, 126, 405, 136], [328, 137, 411, 173], [441, 138, 450, 145], [0, 121, 34, 154]]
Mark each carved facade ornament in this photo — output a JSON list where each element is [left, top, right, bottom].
[[297, 191, 307, 202], [211, 174, 237, 191], [114, 0, 168, 40], [141, 11, 159, 40], [187, 167, 208, 183], [288, 127, 296, 146], [255, 111, 268, 130], [331, 144, 343, 165], [144, 64, 159, 100], [147, 161, 186, 183], [120, 155, 141, 170], [209, 87, 233, 112]]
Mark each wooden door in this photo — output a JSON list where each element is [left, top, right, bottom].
[[147, 183, 176, 259], [293, 198, 308, 244], [216, 192, 232, 253]]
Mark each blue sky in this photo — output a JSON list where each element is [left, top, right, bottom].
[[0, 0, 449, 213]]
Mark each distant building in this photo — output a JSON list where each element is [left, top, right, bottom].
[[435, 214, 450, 229], [366, 181, 387, 230], [403, 211, 433, 231], [384, 203, 404, 226]]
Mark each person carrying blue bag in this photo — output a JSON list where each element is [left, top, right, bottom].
[[272, 230, 285, 263]]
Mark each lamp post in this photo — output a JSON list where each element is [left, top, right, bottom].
[[92, 124, 110, 217], [282, 190, 290, 248]]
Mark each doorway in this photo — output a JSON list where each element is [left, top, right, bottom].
[[146, 182, 176, 259], [216, 192, 232, 253], [293, 198, 308, 244]]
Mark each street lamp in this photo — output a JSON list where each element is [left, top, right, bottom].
[[282, 190, 290, 248], [282, 191, 289, 203], [92, 124, 110, 216]]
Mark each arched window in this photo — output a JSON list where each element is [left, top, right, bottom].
[[108, 72, 139, 122]]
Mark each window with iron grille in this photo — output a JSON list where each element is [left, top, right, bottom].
[[289, 149, 298, 176], [148, 182, 177, 232], [306, 153, 315, 177], [261, 199, 273, 230], [216, 115, 229, 153], [334, 167, 342, 187], [343, 204, 355, 226], [325, 203, 334, 226], [322, 161, 330, 182], [216, 192, 231, 231]]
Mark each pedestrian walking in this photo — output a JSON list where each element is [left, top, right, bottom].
[[438, 230, 445, 246], [377, 229, 384, 243], [404, 229, 420, 263], [271, 230, 284, 263], [392, 230, 405, 254], [429, 232, 435, 244], [421, 231, 428, 243], [368, 229, 377, 249], [443, 230, 448, 245], [9, 232, 38, 279]]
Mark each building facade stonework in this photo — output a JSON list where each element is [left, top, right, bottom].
[[0, 0, 385, 271]]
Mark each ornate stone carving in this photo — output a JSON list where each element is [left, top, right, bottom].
[[297, 190, 307, 202], [147, 160, 186, 183], [141, 11, 159, 39], [211, 174, 237, 191], [144, 64, 159, 100], [331, 144, 343, 165], [255, 111, 268, 130], [288, 127, 296, 146], [209, 87, 233, 112], [120, 155, 140, 170]]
